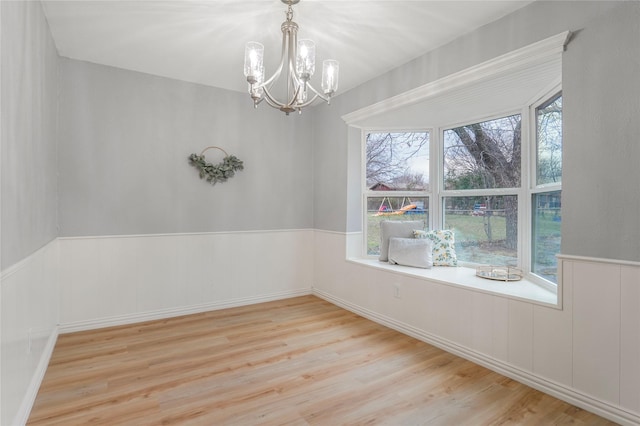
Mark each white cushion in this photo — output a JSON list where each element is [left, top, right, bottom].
[[388, 237, 433, 269], [379, 220, 424, 261]]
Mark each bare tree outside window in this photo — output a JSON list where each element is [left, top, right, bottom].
[[444, 115, 521, 252], [366, 132, 429, 190], [444, 115, 521, 190], [537, 94, 562, 185]]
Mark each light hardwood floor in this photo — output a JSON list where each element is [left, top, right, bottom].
[[29, 295, 616, 425]]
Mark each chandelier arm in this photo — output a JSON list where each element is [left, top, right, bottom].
[[260, 64, 283, 89], [262, 86, 286, 109], [263, 82, 303, 112], [287, 61, 308, 92], [286, 30, 299, 105], [262, 22, 302, 109], [257, 31, 288, 90], [303, 82, 330, 102], [287, 54, 302, 106], [289, 81, 302, 107], [293, 93, 321, 109], [254, 19, 295, 101]]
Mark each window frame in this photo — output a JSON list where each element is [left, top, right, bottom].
[[361, 85, 562, 287], [437, 108, 526, 270], [528, 88, 563, 289], [362, 129, 432, 257]]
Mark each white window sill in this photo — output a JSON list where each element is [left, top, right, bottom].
[[347, 258, 559, 309]]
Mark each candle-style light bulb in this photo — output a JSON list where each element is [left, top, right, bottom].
[[244, 42, 264, 84], [321, 59, 339, 96], [296, 39, 315, 81]]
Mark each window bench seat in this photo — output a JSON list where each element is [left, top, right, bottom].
[[347, 258, 559, 308]]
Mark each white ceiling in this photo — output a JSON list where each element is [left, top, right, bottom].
[[41, 1, 534, 95]]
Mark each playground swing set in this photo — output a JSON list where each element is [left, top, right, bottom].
[[374, 197, 424, 216]]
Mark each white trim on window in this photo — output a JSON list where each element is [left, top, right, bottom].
[[528, 88, 562, 286], [342, 32, 570, 126]]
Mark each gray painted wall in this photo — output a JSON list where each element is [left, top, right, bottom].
[[3, 0, 638, 262], [313, 1, 640, 262], [57, 59, 313, 237], [1, 1, 59, 269], [562, 3, 640, 262]]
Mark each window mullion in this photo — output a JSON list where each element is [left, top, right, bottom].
[[441, 188, 521, 197], [432, 127, 442, 231], [531, 183, 562, 194], [521, 104, 533, 272]]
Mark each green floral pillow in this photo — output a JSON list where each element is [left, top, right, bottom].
[[413, 229, 458, 266]]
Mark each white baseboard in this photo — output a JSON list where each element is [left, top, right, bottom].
[[13, 327, 59, 426], [60, 289, 312, 334], [312, 288, 640, 426]]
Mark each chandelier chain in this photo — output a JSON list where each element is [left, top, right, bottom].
[[286, 4, 293, 22]]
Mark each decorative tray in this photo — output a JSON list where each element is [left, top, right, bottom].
[[475, 266, 523, 282]]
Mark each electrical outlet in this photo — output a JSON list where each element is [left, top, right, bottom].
[[393, 283, 401, 299]]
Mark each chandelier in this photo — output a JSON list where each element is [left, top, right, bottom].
[[243, 0, 339, 115]]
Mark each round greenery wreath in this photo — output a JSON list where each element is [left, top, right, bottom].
[[188, 146, 244, 185]]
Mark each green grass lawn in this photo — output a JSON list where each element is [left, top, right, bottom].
[[446, 214, 507, 243], [532, 211, 562, 282]]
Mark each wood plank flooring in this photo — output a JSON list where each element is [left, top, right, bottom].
[[28, 296, 616, 425]]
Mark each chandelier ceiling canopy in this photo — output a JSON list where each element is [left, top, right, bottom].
[[243, 0, 339, 115]]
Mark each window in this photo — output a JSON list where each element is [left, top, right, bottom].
[[535, 95, 563, 185], [532, 93, 562, 283], [443, 114, 522, 266], [444, 194, 518, 265], [362, 91, 562, 285], [364, 132, 430, 256], [349, 33, 569, 298]]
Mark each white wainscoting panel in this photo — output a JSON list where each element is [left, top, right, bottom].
[[572, 260, 621, 405], [507, 299, 534, 371], [313, 231, 640, 425], [440, 285, 473, 348], [467, 292, 495, 357], [621, 265, 640, 413], [1, 240, 59, 426], [532, 260, 573, 387], [490, 296, 509, 362], [58, 230, 314, 331]]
